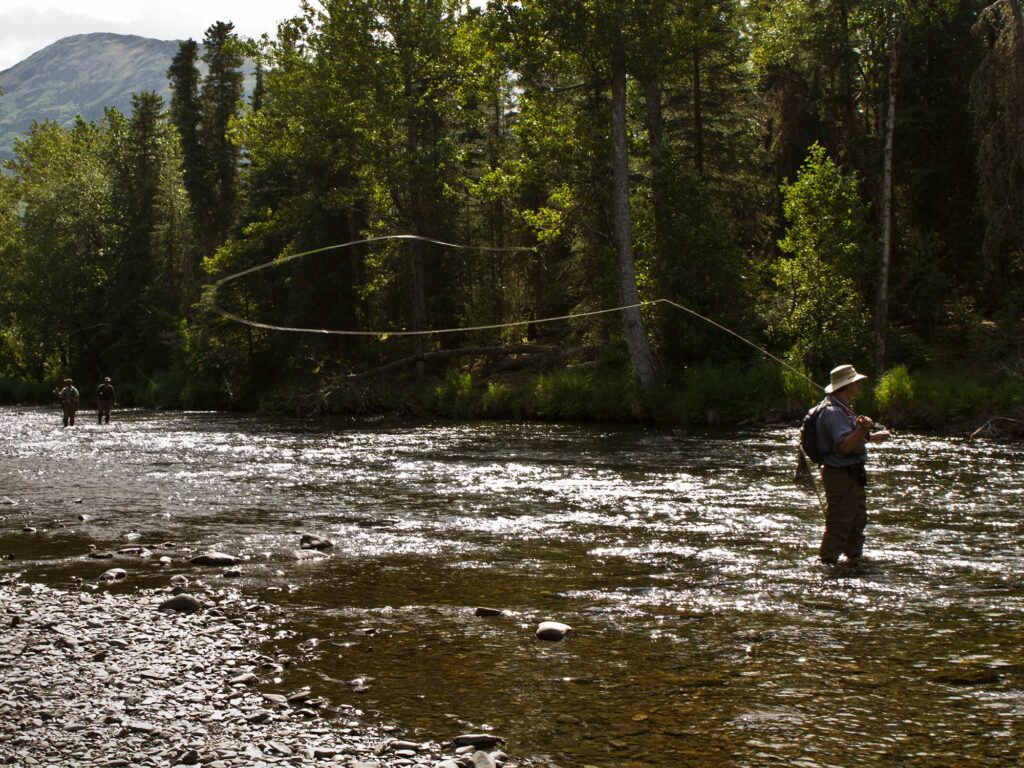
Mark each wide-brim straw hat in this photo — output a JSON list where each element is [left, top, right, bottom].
[[825, 364, 868, 394]]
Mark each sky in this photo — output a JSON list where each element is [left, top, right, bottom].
[[0, 0, 305, 71]]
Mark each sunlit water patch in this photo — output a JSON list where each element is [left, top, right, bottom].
[[1, 407, 1022, 766]]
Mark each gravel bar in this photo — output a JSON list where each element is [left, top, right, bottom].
[[0, 580, 517, 768]]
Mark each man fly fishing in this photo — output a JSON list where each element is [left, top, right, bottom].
[[803, 364, 891, 569], [54, 378, 80, 428], [96, 376, 115, 424]]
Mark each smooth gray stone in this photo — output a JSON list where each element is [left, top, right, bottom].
[[388, 740, 420, 752], [266, 740, 293, 755], [473, 607, 503, 617], [100, 568, 127, 582], [288, 549, 328, 561], [472, 751, 497, 768], [158, 594, 203, 614], [116, 547, 152, 558], [189, 552, 238, 566], [299, 534, 334, 550]]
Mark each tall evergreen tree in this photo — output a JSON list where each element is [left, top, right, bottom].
[[167, 40, 204, 218], [102, 93, 193, 380], [201, 21, 246, 250]]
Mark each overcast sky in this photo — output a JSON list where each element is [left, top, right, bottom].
[[0, 0, 305, 71]]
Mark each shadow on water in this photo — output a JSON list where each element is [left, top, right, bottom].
[[2, 406, 1023, 766]]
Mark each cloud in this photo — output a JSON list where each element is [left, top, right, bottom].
[[0, 1, 301, 71], [0, 9, 132, 70]]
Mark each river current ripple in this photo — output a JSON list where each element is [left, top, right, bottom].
[[1, 407, 1021, 767]]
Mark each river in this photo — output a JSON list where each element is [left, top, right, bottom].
[[1, 406, 1021, 767]]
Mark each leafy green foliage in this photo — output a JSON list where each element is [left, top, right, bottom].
[[874, 363, 914, 424], [768, 143, 872, 371], [4, 118, 114, 380]]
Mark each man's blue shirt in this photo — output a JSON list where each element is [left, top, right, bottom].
[[816, 396, 867, 468]]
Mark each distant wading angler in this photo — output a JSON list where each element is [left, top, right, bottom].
[[809, 365, 891, 568], [96, 376, 115, 424], [54, 378, 80, 427]]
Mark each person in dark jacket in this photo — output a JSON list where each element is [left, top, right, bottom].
[[54, 378, 80, 427], [815, 364, 891, 568], [96, 376, 115, 424]]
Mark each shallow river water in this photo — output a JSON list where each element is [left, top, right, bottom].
[[1, 406, 1022, 767]]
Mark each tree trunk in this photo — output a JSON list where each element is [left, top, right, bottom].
[[611, 41, 656, 389], [875, 41, 898, 373]]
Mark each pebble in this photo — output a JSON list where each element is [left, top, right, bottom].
[[0, 582, 533, 768]]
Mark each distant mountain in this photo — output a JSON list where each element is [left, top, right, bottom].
[[0, 33, 251, 165]]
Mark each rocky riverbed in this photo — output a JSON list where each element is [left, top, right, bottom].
[[0, 579, 517, 768]]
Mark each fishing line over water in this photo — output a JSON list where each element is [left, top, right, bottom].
[[203, 234, 824, 392]]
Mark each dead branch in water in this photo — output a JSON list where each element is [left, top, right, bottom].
[[969, 417, 1024, 441]]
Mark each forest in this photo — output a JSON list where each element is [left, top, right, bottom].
[[1, 0, 1022, 427]]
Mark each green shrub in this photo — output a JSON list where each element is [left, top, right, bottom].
[[663, 361, 787, 424], [875, 365, 914, 426], [481, 381, 525, 419], [781, 364, 821, 407], [529, 371, 593, 420], [432, 368, 480, 418]]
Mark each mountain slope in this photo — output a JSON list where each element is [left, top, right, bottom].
[[0, 33, 244, 165]]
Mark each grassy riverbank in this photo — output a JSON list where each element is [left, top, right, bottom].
[[309, 359, 1024, 432], [3, 359, 1022, 433]]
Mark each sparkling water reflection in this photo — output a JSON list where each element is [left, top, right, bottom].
[[1, 406, 1022, 766]]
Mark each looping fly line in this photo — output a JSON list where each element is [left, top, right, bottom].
[[208, 233, 536, 291], [203, 234, 821, 391]]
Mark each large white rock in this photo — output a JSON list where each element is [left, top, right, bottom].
[[99, 568, 127, 582], [535, 621, 573, 641]]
